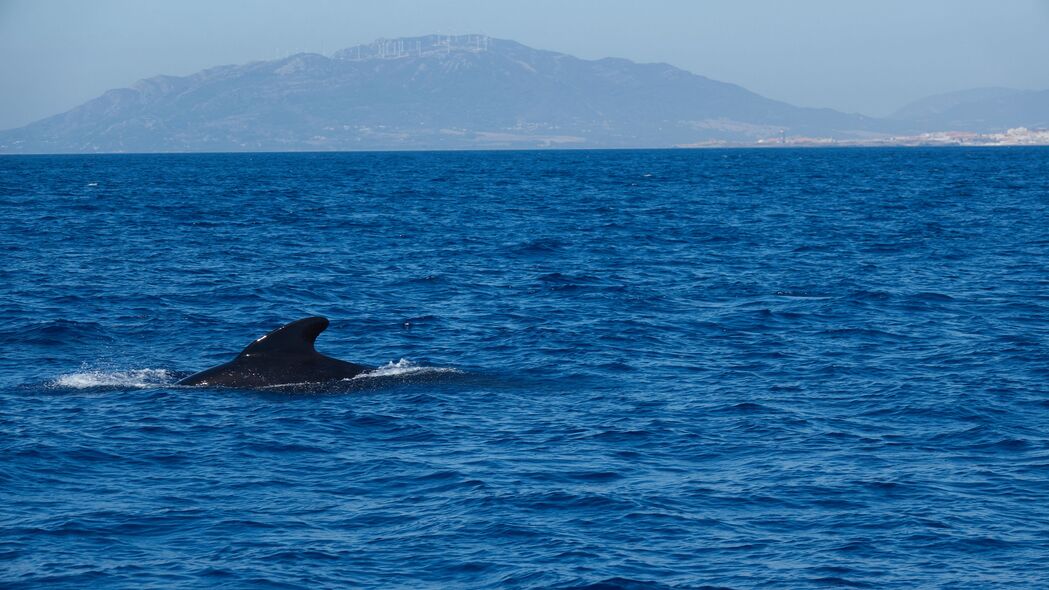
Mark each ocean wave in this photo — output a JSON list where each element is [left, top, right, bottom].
[[353, 359, 461, 379], [5, 147, 1048, 589], [48, 368, 176, 389], [46, 361, 459, 391]]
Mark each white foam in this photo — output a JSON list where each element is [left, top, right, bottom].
[[49, 368, 175, 389], [353, 359, 460, 379]]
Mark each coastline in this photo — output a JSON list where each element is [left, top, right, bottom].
[[681, 127, 1049, 149]]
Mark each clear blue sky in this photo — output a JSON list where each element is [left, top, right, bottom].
[[2, 0, 1048, 130]]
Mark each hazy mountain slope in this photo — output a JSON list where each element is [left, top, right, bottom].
[[891, 87, 1049, 132], [0, 35, 886, 153]]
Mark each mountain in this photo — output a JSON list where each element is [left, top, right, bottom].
[[891, 87, 1049, 133], [0, 35, 890, 153]]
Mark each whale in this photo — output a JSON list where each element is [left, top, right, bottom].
[[177, 317, 370, 388]]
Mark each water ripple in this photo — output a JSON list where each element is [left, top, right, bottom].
[[1, 148, 1048, 588]]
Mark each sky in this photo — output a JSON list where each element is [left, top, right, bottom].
[[2, 0, 1048, 130]]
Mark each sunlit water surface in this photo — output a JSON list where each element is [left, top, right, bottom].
[[1, 148, 1048, 588]]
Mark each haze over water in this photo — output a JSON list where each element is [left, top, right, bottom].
[[2, 148, 1048, 588]]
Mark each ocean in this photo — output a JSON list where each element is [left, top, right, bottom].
[[1, 148, 1047, 588]]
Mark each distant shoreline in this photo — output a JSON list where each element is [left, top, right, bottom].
[[3, 142, 1049, 157], [681, 127, 1049, 149]]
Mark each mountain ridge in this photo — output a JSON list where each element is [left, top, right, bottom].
[[890, 86, 1049, 132], [0, 35, 1041, 153]]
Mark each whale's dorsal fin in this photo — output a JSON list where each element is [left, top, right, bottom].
[[238, 317, 329, 358]]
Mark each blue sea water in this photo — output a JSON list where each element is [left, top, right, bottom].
[[1, 148, 1048, 589]]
